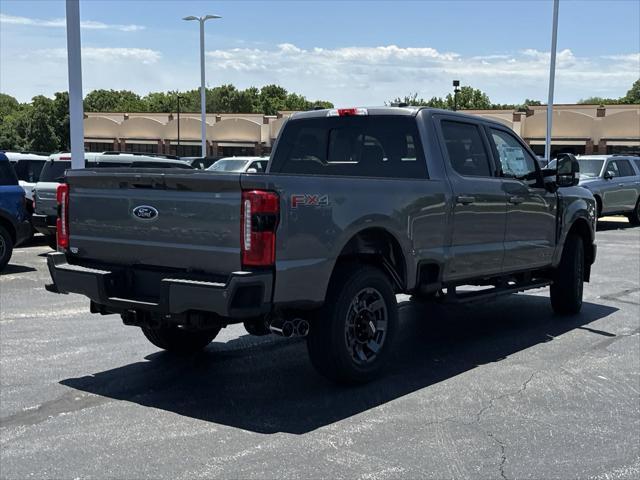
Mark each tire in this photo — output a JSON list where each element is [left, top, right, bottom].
[[595, 196, 603, 218], [46, 234, 57, 250], [627, 198, 640, 226], [0, 225, 15, 272], [244, 317, 270, 336], [550, 233, 584, 315], [306, 264, 398, 384], [141, 325, 220, 354]]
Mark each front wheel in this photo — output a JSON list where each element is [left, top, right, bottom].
[[307, 264, 398, 384], [141, 325, 220, 354], [550, 233, 584, 315], [0, 225, 15, 272]]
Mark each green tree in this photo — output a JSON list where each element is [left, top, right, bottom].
[[84, 89, 145, 112], [24, 96, 59, 152], [143, 92, 176, 113], [622, 78, 640, 104], [52, 91, 70, 150], [259, 84, 288, 115]]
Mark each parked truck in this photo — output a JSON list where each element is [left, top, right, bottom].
[[46, 107, 597, 383]]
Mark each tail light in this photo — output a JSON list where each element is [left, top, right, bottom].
[[241, 190, 279, 267], [327, 107, 368, 117], [56, 184, 69, 249]]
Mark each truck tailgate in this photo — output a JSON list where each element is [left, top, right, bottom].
[[66, 169, 242, 274]]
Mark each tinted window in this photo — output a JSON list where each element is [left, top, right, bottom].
[[490, 128, 537, 178], [13, 159, 46, 182], [271, 116, 426, 179], [615, 159, 635, 177], [0, 162, 19, 185], [441, 121, 492, 177], [39, 161, 71, 182], [249, 160, 268, 172]]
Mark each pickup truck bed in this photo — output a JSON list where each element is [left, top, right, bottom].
[[47, 107, 598, 383]]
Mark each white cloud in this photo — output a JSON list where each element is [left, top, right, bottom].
[[0, 13, 144, 32], [38, 47, 161, 64], [1, 41, 637, 106], [202, 43, 639, 104]]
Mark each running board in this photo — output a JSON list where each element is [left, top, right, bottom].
[[444, 280, 552, 304]]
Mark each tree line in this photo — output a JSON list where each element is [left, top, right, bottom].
[[0, 84, 333, 152], [1, 79, 637, 153], [389, 78, 639, 111]]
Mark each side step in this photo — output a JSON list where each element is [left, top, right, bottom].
[[444, 280, 552, 304]]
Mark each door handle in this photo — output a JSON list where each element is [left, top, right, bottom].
[[618, 183, 625, 187], [456, 195, 475, 205], [508, 195, 525, 205]]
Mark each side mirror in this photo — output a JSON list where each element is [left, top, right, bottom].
[[604, 171, 615, 180], [246, 168, 258, 173], [556, 154, 580, 187]]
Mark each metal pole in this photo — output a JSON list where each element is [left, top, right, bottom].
[[546, 0, 560, 162], [454, 91, 458, 111], [65, 0, 84, 169], [199, 19, 207, 157], [177, 95, 181, 150]]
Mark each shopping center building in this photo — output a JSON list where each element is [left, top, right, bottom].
[[84, 103, 640, 158]]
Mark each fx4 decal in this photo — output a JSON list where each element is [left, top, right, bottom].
[[291, 194, 330, 208]]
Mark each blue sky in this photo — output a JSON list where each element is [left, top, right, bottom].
[[1, 0, 639, 106]]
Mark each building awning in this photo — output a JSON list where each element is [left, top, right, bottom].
[[166, 140, 201, 146], [605, 140, 640, 146], [124, 139, 158, 145], [217, 142, 256, 147], [85, 138, 114, 142], [528, 139, 588, 146]]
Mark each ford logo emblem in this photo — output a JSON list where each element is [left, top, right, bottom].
[[132, 205, 159, 221]]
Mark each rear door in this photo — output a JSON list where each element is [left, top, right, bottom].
[[435, 116, 506, 281], [602, 159, 637, 212], [487, 126, 557, 271]]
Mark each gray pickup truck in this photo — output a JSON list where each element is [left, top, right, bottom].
[[46, 107, 597, 383]]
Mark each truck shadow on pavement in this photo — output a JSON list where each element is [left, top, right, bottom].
[[61, 294, 617, 434]]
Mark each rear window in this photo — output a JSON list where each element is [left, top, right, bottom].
[[12, 159, 46, 183], [39, 161, 71, 182], [271, 116, 426, 179], [0, 162, 19, 185]]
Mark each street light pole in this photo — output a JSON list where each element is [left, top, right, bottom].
[[176, 95, 182, 152], [65, 0, 84, 169], [453, 80, 460, 112], [545, 0, 560, 162], [183, 14, 221, 158]]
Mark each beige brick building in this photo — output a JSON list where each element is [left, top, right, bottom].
[[84, 104, 640, 158]]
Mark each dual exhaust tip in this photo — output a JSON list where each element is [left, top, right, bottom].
[[269, 318, 309, 338]]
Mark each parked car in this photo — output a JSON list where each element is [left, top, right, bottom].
[[181, 156, 220, 170], [548, 155, 640, 224], [0, 152, 31, 271], [32, 152, 193, 248], [4, 152, 48, 211], [207, 156, 269, 173], [46, 106, 597, 384]]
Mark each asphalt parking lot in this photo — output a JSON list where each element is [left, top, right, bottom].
[[1, 219, 639, 480]]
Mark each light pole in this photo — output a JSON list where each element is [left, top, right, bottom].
[[452, 80, 461, 112], [545, 0, 560, 162], [176, 94, 183, 153], [183, 14, 221, 158], [65, 0, 84, 169]]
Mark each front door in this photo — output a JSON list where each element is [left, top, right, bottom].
[[487, 127, 557, 271], [436, 117, 507, 282]]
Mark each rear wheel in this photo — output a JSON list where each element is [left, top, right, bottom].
[[550, 233, 584, 315], [141, 325, 220, 353], [307, 264, 398, 384], [627, 198, 640, 226], [0, 225, 15, 272]]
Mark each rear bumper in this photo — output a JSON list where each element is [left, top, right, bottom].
[[46, 252, 273, 319], [32, 213, 56, 236]]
